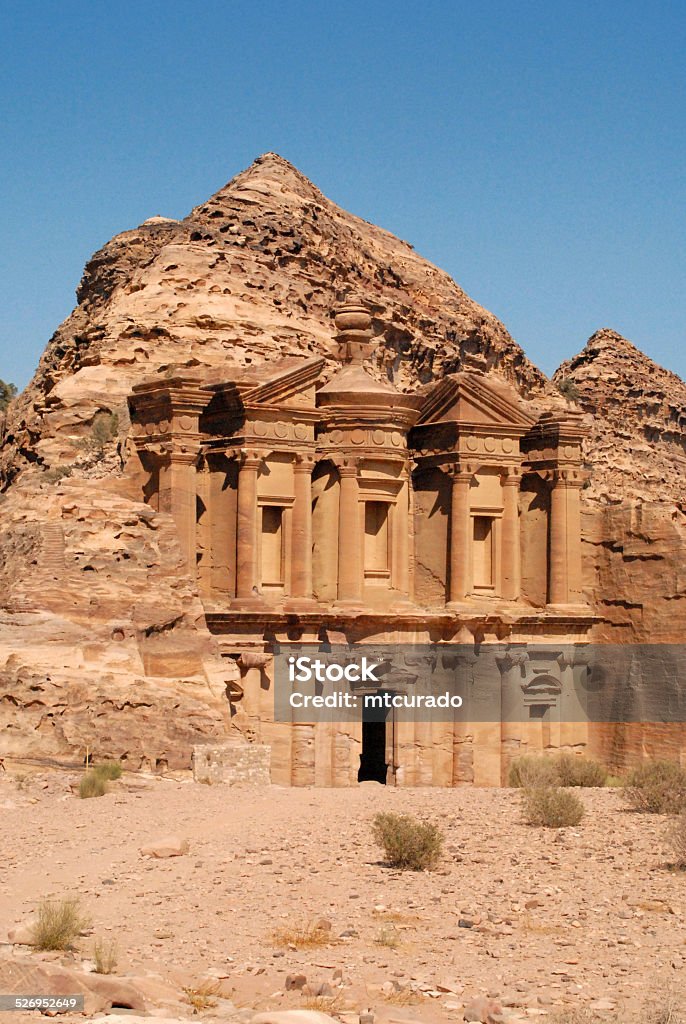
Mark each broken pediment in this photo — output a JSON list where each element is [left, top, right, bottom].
[[416, 372, 535, 432]]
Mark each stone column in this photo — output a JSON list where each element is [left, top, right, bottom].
[[394, 472, 410, 598], [548, 468, 584, 606], [500, 467, 522, 601], [235, 451, 262, 602], [447, 465, 473, 606], [290, 455, 314, 601], [160, 449, 199, 575], [336, 458, 362, 605]]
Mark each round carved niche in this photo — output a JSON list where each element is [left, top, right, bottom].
[[502, 438, 514, 453], [178, 415, 194, 431], [294, 424, 308, 440], [274, 421, 289, 439], [350, 428, 366, 445], [372, 429, 386, 445], [466, 435, 479, 451], [563, 445, 577, 459], [330, 429, 343, 445], [484, 436, 497, 453], [253, 421, 268, 437], [391, 431, 403, 446]]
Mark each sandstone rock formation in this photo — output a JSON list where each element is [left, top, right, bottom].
[[0, 153, 683, 774]]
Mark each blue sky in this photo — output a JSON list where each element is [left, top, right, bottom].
[[1, 0, 684, 390]]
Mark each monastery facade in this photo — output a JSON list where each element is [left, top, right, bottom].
[[129, 302, 594, 786]]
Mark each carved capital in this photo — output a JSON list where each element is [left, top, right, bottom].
[[293, 452, 316, 474], [445, 462, 475, 484], [500, 466, 523, 487], [552, 467, 584, 488], [333, 455, 360, 477]]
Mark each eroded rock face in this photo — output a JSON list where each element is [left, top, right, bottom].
[[554, 328, 686, 505]]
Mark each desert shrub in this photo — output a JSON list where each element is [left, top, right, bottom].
[[555, 753, 607, 787], [667, 812, 686, 868], [510, 753, 607, 788], [90, 411, 119, 452], [79, 771, 107, 799], [557, 377, 580, 402], [623, 760, 686, 814], [93, 937, 118, 974], [371, 812, 443, 871], [522, 786, 584, 827], [93, 761, 122, 781], [43, 465, 73, 483], [508, 754, 559, 788], [31, 898, 90, 951]]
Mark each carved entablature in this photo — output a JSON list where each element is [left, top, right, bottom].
[[521, 410, 588, 475], [410, 371, 535, 473], [129, 376, 211, 460]]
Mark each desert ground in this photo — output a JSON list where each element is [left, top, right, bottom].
[[1, 770, 685, 1024]]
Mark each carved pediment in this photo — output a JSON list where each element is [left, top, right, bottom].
[[243, 356, 325, 410], [416, 372, 535, 431]]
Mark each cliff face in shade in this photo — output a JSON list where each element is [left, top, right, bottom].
[[0, 152, 684, 771]]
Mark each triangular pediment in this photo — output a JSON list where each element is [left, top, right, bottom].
[[243, 356, 325, 409], [417, 372, 535, 430]]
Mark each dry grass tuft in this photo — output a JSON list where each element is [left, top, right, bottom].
[[31, 898, 90, 951], [272, 920, 337, 950], [371, 812, 443, 871], [183, 980, 225, 1013], [93, 936, 118, 974], [374, 926, 401, 949], [522, 786, 584, 828], [301, 993, 344, 1013]]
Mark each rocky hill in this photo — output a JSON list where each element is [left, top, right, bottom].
[[554, 328, 686, 504]]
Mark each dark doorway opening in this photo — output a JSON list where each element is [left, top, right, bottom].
[[358, 719, 388, 784]]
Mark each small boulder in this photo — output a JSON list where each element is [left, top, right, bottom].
[[463, 995, 505, 1023], [139, 835, 189, 858]]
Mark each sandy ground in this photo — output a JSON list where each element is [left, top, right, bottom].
[[1, 772, 685, 1023]]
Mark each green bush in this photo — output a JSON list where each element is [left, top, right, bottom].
[[372, 812, 443, 871], [623, 760, 686, 814], [555, 753, 607, 787], [508, 755, 560, 788], [522, 786, 585, 828], [31, 899, 90, 951], [79, 771, 107, 799], [93, 761, 122, 781]]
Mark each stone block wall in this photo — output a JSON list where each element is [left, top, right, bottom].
[[192, 742, 271, 785]]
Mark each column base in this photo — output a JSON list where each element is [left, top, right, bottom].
[[545, 602, 591, 615], [230, 595, 270, 611], [283, 597, 319, 613], [334, 598, 364, 612]]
